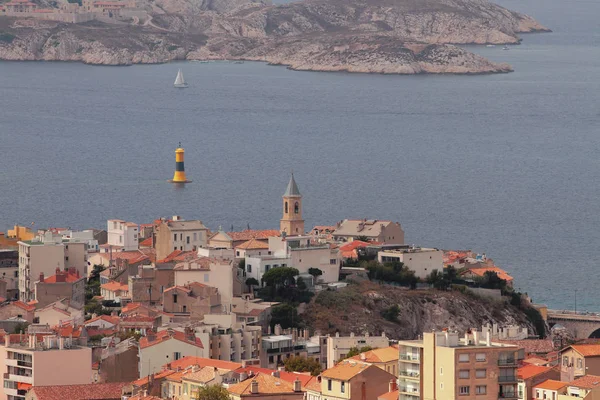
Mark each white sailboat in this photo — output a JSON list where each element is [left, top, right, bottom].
[[174, 68, 188, 88]]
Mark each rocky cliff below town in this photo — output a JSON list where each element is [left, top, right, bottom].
[[0, 0, 549, 74], [301, 280, 545, 339]]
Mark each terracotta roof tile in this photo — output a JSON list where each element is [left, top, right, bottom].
[[569, 344, 600, 357], [133, 370, 175, 386], [42, 272, 82, 283], [321, 361, 375, 380], [497, 339, 555, 354], [236, 238, 270, 250], [101, 281, 129, 293], [139, 237, 153, 247], [347, 346, 399, 364], [517, 365, 552, 380], [85, 315, 120, 326], [533, 379, 567, 391], [227, 372, 298, 396], [227, 229, 280, 242], [164, 356, 241, 371], [29, 382, 128, 400], [12, 301, 35, 312], [304, 376, 322, 392], [569, 375, 600, 389], [378, 390, 399, 400], [463, 266, 514, 282], [139, 330, 203, 350]]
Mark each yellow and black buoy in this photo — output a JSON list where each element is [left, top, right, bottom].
[[168, 142, 192, 183]]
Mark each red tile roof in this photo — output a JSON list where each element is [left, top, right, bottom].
[[164, 356, 241, 371], [569, 344, 600, 357], [157, 250, 196, 263], [227, 229, 280, 242], [85, 315, 120, 326], [101, 281, 129, 293], [517, 364, 552, 380], [497, 339, 555, 355], [569, 375, 600, 389], [42, 272, 82, 283], [236, 238, 270, 250], [28, 382, 128, 400], [139, 330, 203, 350], [12, 300, 35, 312], [139, 237, 153, 247], [533, 379, 567, 391], [463, 266, 514, 282], [378, 390, 399, 400], [339, 240, 373, 259]]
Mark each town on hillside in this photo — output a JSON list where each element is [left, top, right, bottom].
[[0, 174, 596, 400]]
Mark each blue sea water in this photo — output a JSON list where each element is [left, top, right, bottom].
[[0, 0, 599, 310]]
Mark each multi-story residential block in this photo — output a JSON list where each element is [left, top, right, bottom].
[[34, 268, 85, 309], [0, 249, 19, 299], [162, 283, 221, 319], [193, 313, 261, 363], [517, 364, 559, 400], [138, 328, 206, 377], [106, 219, 139, 252], [559, 344, 600, 381], [377, 246, 444, 279], [174, 257, 244, 306], [0, 333, 92, 400], [153, 217, 208, 261], [18, 232, 65, 302], [60, 229, 100, 253], [332, 219, 404, 245], [280, 174, 305, 236], [396, 328, 524, 400], [228, 372, 304, 400], [245, 234, 341, 286], [128, 264, 175, 305], [7, 226, 35, 241], [557, 375, 600, 399], [532, 379, 567, 400], [318, 360, 397, 400], [326, 332, 390, 368], [260, 334, 308, 369], [346, 345, 399, 375]]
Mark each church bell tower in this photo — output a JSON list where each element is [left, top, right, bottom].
[[280, 174, 305, 236]]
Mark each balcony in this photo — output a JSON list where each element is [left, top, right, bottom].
[[9, 374, 33, 384], [399, 370, 420, 379], [399, 354, 420, 362], [5, 360, 32, 368], [399, 386, 420, 396], [498, 376, 517, 383], [498, 393, 518, 399], [498, 359, 517, 367]]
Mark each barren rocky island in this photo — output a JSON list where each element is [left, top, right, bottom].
[[0, 0, 549, 73]]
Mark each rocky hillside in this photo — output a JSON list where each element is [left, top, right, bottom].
[[0, 0, 549, 73], [302, 279, 543, 339]]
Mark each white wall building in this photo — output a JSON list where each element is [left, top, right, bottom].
[[377, 246, 444, 279], [107, 219, 139, 251], [18, 232, 65, 302], [326, 332, 390, 368]]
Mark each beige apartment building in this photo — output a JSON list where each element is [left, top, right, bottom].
[[0, 334, 92, 400], [34, 268, 85, 309], [162, 283, 221, 319], [332, 219, 405, 245], [154, 217, 209, 261], [377, 246, 444, 279], [559, 344, 600, 381], [397, 328, 524, 400], [326, 332, 390, 368]]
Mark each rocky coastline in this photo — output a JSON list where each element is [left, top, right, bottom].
[[0, 0, 550, 74]]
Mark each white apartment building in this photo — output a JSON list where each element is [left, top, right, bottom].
[[107, 219, 139, 251], [378, 246, 444, 279], [326, 332, 390, 368], [154, 216, 209, 261], [61, 229, 99, 253], [18, 232, 89, 302], [244, 235, 340, 286]]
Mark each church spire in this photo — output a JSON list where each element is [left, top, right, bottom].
[[280, 173, 304, 236], [283, 173, 301, 197]]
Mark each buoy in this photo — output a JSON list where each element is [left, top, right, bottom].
[[168, 142, 192, 183]]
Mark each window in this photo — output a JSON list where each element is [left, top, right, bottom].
[[180, 233, 183, 240], [174, 234, 177, 241], [475, 369, 486, 378], [247, 265, 252, 273], [174, 247, 177, 251], [476, 353, 486, 362], [577, 358, 583, 369], [440, 367, 443, 375], [536, 390, 540, 398], [459, 370, 469, 379], [285, 202, 288, 214], [475, 385, 486, 395], [563, 356, 568, 366], [330, 259, 336, 265], [174, 352, 181, 360], [459, 386, 470, 395], [341, 382, 345, 393], [440, 383, 444, 389], [173, 294, 178, 303], [186, 236, 190, 244], [183, 383, 188, 395], [193, 233, 197, 241], [294, 202, 299, 214], [459, 354, 469, 363], [119, 236, 123, 243], [269, 356, 274, 363], [65, 256, 69, 261], [204, 274, 209, 282], [327, 380, 332, 391], [183, 305, 187, 313], [265, 265, 270, 272], [237, 251, 240, 256]]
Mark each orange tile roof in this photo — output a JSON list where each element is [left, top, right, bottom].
[[29, 382, 128, 400], [227, 229, 280, 242], [517, 364, 552, 380], [497, 339, 554, 354], [236, 238, 270, 250], [464, 266, 514, 281], [569, 344, 600, 357], [97, 250, 150, 264], [183, 366, 230, 384], [43, 272, 82, 283], [157, 250, 196, 263], [12, 300, 35, 312], [304, 376, 322, 392], [321, 361, 374, 380], [227, 372, 298, 396], [347, 346, 399, 364], [101, 281, 128, 292], [128, 396, 162, 400], [133, 369, 175, 386], [139, 330, 203, 350], [378, 390, 399, 400], [569, 375, 600, 389], [164, 356, 241, 371], [534, 379, 567, 391], [85, 315, 120, 326], [139, 237, 153, 247]]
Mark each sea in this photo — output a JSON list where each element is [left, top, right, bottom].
[[0, 0, 599, 311]]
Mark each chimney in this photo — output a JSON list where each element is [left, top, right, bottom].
[[486, 330, 491, 347], [274, 324, 281, 336], [250, 380, 258, 394], [293, 379, 302, 392], [4, 335, 10, 347], [39, 272, 44, 283], [360, 353, 366, 361], [389, 379, 397, 392], [55, 267, 61, 274], [473, 330, 479, 345], [271, 371, 280, 378]]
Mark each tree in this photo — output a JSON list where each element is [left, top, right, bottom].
[[13, 322, 28, 334], [270, 303, 300, 329], [308, 268, 323, 283], [195, 384, 230, 400], [262, 267, 299, 288], [426, 269, 444, 288], [246, 277, 259, 292], [296, 276, 307, 291], [284, 356, 322, 376], [444, 265, 457, 283], [381, 304, 400, 322], [479, 271, 507, 290], [343, 346, 373, 360], [238, 259, 246, 270]]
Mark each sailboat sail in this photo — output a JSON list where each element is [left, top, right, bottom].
[[174, 69, 187, 87]]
